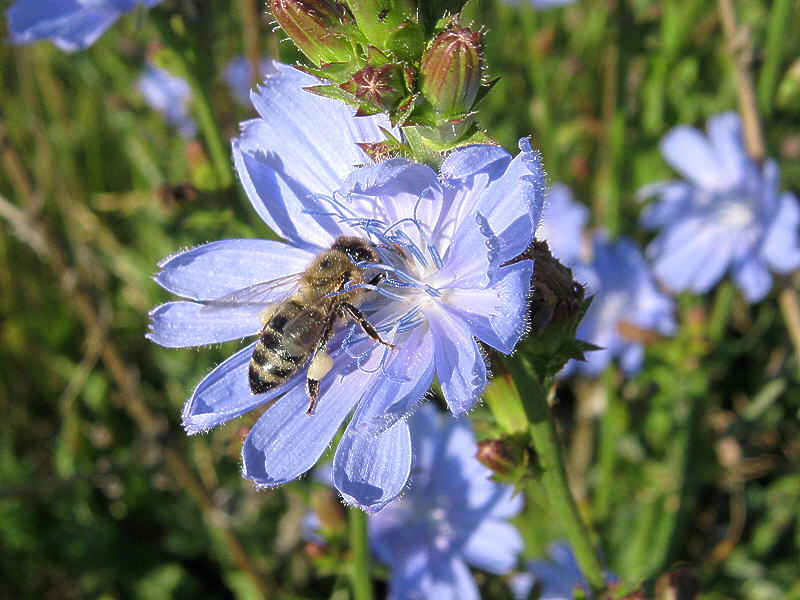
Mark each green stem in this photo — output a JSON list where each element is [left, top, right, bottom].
[[348, 508, 374, 600], [153, 17, 233, 189], [594, 369, 625, 522], [708, 280, 736, 343], [183, 71, 234, 189], [757, 0, 793, 118], [507, 358, 607, 595]]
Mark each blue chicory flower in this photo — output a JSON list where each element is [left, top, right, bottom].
[[566, 232, 676, 377], [137, 63, 195, 138], [512, 541, 614, 600], [536, 183, 589, 266], [6, 0, 161, 52], [147, 61, 545, 512], [312, 405, 524, 600], [639, 112, 800, 303]]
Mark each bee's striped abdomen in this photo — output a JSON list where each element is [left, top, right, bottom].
[[249, 301, 308, 394]]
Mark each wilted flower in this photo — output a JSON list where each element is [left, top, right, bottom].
[[312, 405, 524, 599], [512, 541, 614, 600], [639, 112, 800, 302], [566, 233, 675, 376], [535, 184, 589, 266], [148, 61, 545, 512], [137, 63, 195, 138], [6, 0, 161, 52]]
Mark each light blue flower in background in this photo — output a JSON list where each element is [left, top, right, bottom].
[[137, 63, 195, 138], [536, 183, 589, 266], [529, 0, 576, 7], [147, 62, 545, 513], [6, 0, 161, 52], [512, 541, 613, 600], [312, 405, 522, 600], [224, 56, 274, 106], [506, 0, 577, 7], [567, 232, 676, 377], [639, 112, 800, 303]]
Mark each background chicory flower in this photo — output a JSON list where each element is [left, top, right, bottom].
[[148, 61, 545, 512], [311, 405, 524, 600], [137, 63, 195, 138], [639, 112, 800, 302], [566, 232, 676, 376], [511, 541, 614, 600], [535, 183, 589, 267], [6, 0, 162, 52]]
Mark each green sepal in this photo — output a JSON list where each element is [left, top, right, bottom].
[[297, 61, 360, 85], [472, 77, 500, 107], [303, 84, 362, 109]]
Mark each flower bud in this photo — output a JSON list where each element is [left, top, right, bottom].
[[311, 488, 346, 533], [476, 439, 528, 477], [339, 63, 407, 112], [343, 0, 417, 48], [269, 0, 353, 66], [420, 25, 484, 119]]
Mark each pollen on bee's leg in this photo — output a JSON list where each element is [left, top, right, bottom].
[[308, 350, 334, 381]]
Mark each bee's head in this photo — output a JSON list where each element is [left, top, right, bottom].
[[332, 236, 378, 265]]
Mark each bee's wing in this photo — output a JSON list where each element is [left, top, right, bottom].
[[200, 272, 304, 311]]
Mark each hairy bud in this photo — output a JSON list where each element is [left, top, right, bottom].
[[269, 0, 353, 66], [420, 25, 484, 119], [476, 439, 529, 478]]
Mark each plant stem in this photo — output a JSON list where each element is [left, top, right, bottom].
[[717, 0, 800, 364], [594, 369, 625, 522], [183, 69, 234, 189], [708, 280, 736, 343], [507, 357, 607, 595], [757, 0, 793, 118], [237, 0, 263, 88], [717, 0, 764, 161], [778, 284, 800, 361], [153, 17, 233, 189], [348, 508, 374, 600]]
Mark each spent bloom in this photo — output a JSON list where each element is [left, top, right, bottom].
[[512, 542, 614, 600], [535, 184, 589, 266], [6, 0, 161, 52], [639, 112, 800, 302], [313, 405, 524, 600], [137, 63, 195, 138], [566, 232, 675, 377], [148, 61, 545, 512]]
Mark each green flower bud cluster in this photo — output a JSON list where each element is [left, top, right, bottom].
[[268, 0, 496, 160]]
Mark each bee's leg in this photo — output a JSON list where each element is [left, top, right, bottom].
[[366, 271, 386, 286], [305, 315, 336, 415], [342, 302, 395, 349]]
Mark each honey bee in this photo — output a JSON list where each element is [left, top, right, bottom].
[[209, 236, 395, 415]]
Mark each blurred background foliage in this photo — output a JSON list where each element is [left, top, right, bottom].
[[1, 0, 799, 598]]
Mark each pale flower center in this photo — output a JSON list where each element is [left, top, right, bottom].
[[718, 198, 755, 230]]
